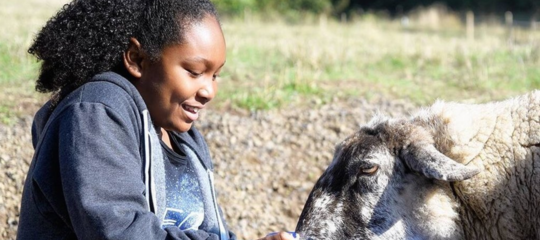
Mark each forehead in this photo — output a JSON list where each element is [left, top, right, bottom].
[[342, 121, 393, 151], [336, 122, 407, 168], [184, 16, 225, 47], [341, 128, 383, 157], [326, 129, 385, 180], [162, 15, 226, 64], [344, 119, 407, 149]]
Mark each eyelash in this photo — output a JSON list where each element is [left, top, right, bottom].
[[188, 70, 202, 78], [188, 70, 220, 81]]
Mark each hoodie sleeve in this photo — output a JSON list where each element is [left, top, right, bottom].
[[57, 102, 229, 240]]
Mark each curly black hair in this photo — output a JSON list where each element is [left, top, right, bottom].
[[29, 0, 218, 104]]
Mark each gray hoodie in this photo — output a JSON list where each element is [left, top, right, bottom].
[[17, 72, 236, 240]]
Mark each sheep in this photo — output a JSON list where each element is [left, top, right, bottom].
[[295, 91, 540, 240]]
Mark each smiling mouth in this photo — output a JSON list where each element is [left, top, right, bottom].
[[182, 104, 202, 122], [183, 104, 200, 114]]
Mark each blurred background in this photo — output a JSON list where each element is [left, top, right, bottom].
[[213, 0, 540, 110], [1, 0, 539, 239], [1, 0, 540, 120]]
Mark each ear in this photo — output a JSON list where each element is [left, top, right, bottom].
[[123, 38, 146, 79], [401, 143, 480, 181]]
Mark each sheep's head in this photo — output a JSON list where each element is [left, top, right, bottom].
[[295, 116, 480, 240]]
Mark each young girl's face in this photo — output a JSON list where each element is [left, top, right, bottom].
[[136, 15, 226, 132]]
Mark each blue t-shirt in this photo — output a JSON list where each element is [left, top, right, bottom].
[[160, 132, 206, 231]]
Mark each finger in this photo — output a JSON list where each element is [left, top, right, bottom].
[[257, 236, 278, 240], [278, 231, 297, 240]]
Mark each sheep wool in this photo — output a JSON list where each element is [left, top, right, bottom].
[[417, 90, 540, 239], [296, 90, 540, 240]]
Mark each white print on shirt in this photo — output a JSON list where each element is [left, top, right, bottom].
[[162, 162, 205, 230], [162, 208, 204, 230]]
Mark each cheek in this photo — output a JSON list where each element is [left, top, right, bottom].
[[213, 81, 219, 94], [165, 82, 192, 103], [137, 83, 170, 117], [147, 83, 181, 119]]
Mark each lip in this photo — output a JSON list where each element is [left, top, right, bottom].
[[182, 103, 204, 122]]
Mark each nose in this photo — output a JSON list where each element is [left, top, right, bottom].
[[196, 77, 217, 104]]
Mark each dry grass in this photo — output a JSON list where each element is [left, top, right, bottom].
[[219, 12, 540, 110], [0, 0, 69, 80], [0, 0, 68, 123]]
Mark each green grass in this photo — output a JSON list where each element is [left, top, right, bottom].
[[2, 0, 540, 124], [0, 42, 41, 84]]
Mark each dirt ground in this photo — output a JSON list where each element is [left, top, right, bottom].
[[0, 96, 417, 240]]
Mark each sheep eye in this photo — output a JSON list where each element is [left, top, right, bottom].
[[360, 165, 379, 175]]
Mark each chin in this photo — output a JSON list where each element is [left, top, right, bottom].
[[160, 121, 192, 133], [175, 123, 193, 133]]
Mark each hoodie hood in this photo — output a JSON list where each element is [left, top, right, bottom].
[[32, 72, 148, 147], [31, 71, 165, 214]]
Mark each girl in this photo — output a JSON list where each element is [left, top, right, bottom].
[[17, 0, 296, 239]]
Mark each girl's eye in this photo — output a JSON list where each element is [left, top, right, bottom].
[[212, 74, 219, 81], [188, 70, 202, 78]]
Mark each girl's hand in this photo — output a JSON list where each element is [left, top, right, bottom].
[[257, 231, 298, 240]]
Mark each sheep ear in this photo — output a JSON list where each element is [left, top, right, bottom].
[[401, 144, 480, 181]]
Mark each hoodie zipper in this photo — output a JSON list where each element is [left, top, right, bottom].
[[208, 169, 228, 240], [142, 110, 152, 212]]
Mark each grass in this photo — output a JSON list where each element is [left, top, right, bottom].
[[1, 1, 540, 123], [0, 0, 68, 123], [0, 0, 69, 82], [219, 16, 540, 109]]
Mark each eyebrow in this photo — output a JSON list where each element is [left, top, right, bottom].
[[184, 57, 226, 69]]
